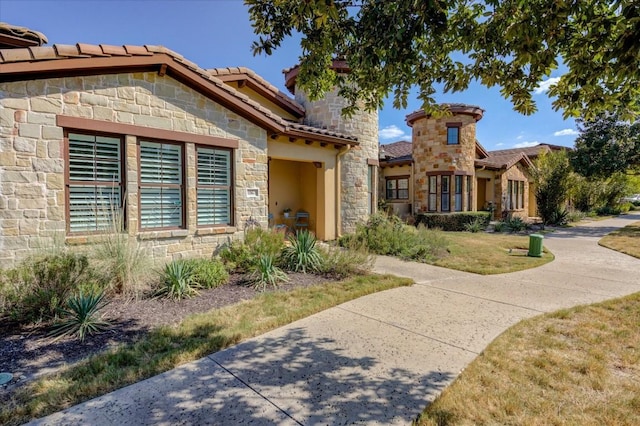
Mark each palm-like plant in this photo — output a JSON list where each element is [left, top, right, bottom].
[[49, 290, 111, 342], [156, 260, 199, 300], [249, 255, 288, 291], [281, 230, 322, 273]]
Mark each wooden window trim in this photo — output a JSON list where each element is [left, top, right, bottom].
[[196, 145, 234, 228], [64, 130, 126, 235], [138, 140, 186, 230], [446, 122, 462, 145], [57, 115, 239, 149], [385, 175, 410, 200]]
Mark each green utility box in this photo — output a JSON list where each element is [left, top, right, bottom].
[[528, 234, 544, 257]]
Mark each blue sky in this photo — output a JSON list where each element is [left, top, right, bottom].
[[1, 0, 579, 151]]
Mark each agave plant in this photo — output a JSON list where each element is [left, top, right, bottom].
[[282, 230, 323, 273], [156, 260, 199, 300], [248, 255, 288, 291], [49, 290, 111, 342]]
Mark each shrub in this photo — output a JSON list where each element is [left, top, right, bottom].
[[567, 209, 586, 223], [505, 216, 529, 232], [548, 208, 569, 226], [317, 241, 373, 279], [463, 218, 486, 233], [248, 255, 288, 291], [48, 290, 111, 342], [184, 258, 229, 289], [156, 260, 199, 300], [343, 213, 449, 263], [493, 221, 507, 233], [415, 212, 491, 231], [5, 253, 93, 324], [281, 230, 323, 273], [220, 228, 285, 272]]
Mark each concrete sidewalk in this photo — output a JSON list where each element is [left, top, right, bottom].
[[30, 213, 640, 425]]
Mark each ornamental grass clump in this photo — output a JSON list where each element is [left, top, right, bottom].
[[281, 230, 323, 273], [220, 228, 285, 272], [48, 290, 111, 342], [156, 260, 199, 300], [248, 255, 288, 291]]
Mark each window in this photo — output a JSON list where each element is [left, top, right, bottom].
[[139, 141, 183, 229], [466, 175, 472, 212], [441, 175, 450, 211], [428, 176, 437, 211], [447, 125, 460, 145], [197, 147, 232, 226], [454, 175, 463, 212], [507, 180, 525, 210], [367, 165, 376, 214], [67, 132, 123, 233], [386, 176, 409, 200]]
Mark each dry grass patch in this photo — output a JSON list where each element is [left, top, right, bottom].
[[599, 221, 640, 259], [416, 293, 640, 426], [0, 274, 412, 426], [433, 232, 553, 274]]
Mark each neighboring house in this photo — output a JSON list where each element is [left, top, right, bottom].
[[0, 24, 378, 267], [379, 104, 564, 220]]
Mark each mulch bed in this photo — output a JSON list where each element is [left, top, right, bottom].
[[0, 272, 332, 399]]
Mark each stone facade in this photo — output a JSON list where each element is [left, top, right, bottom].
[[411, 114, 477, 212], [495, 162, 531, 219], [295, 86, 378, 234], [0, 72, 268, 267]]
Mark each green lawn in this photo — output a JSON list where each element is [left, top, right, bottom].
[[434, 232, 553, 274]]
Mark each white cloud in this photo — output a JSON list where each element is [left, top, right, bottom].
[[495, 142, 505, 147], [379, 125, 408, 140], [553, 128, 579, 137], [534, 77, 561, 95], [513, 141, 541, 148]]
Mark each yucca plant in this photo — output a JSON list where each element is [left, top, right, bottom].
[[156, 260, 199, 300], [49, 290, 111, 342], [281, 230, 323, 273], [248, 255, 288, 291], [463, 218, 486, 233]]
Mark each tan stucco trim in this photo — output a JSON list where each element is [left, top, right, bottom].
[[56, 115, 239, 148]]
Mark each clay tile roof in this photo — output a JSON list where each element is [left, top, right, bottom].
[[29, 46, 59, 60], [476, 151, 533, 170], [123, 45, 153, 56], [208, 66, 305, 117], [99, 44, 130, 56], [0, 41, 356, 145], [0, 47, 33, 62], [53, 44, 89, 58], [406, 103, 485, 125], [0, 22, 48, 48], [380, 140, 412, 158]]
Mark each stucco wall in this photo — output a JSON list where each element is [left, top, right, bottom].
[[380, 164, 413, 216], [294, 87, 378, 234], [0, 72, 268, 267]]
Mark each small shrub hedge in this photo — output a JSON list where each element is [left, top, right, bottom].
[[415, 212, 491, 232]]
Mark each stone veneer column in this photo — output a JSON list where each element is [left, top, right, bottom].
[[294, 87, 378, 234]]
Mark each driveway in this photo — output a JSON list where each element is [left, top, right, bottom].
[[30, 213, 640, 425]]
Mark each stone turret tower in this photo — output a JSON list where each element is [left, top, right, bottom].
[[284, 60, 379, 234], [406, 104, 484, 213]]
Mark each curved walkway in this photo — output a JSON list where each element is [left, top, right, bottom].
[[30, 213, 640, 425]]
